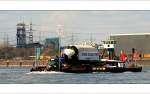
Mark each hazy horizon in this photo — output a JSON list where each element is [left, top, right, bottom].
[[1, 10, 150, 46]]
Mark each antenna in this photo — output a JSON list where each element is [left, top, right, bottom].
[[6, 34, 8, 47], [3, 32, 5, 47], [71, 32, 74, 45], [90, 32, 93, 44]]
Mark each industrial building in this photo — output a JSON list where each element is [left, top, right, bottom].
[[16, 23, 26, 48], [110, 33, 150, 57], [16, 22, 59, 49], [25, 42, 42, 48], [43, 38, 59, 50], [16, 22, 33, 48]]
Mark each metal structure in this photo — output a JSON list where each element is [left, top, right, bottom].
[[16, 22, 34, 48], [28, 22, 33, 44], [16, 23, 26, 48]]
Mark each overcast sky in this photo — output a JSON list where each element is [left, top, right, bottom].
[[1, 10, 150, 46]]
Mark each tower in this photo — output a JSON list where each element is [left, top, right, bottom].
[[16, 23, 26, 48], [28, 22, 33, 44]]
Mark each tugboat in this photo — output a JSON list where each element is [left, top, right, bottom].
[[30, 47, 60, 72]]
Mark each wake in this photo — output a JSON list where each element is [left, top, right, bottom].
[[26, 71, 65, 74]]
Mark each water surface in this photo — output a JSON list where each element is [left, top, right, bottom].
[[0, 67, 149, 84]]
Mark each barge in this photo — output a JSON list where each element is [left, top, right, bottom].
[[30, 59, 142, 73], [30, 40, 142, 73]]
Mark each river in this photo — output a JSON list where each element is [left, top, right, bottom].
[[0, 67, 149, 84]]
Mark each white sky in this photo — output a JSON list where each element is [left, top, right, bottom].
[[1, 10, 150, 46]]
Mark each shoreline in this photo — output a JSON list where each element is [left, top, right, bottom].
[[0, 65, 33, 68], [0, 59, 150, 68]]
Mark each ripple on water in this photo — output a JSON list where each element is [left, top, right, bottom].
[[0, 67, 149, 84]]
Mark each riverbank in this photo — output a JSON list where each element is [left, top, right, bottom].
[[0, 60, 47, 67], [0, 59, 150, 67]]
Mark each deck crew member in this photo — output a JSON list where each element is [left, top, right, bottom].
[[119, 50, 127, 62]]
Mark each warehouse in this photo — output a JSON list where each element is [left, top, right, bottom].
[[110, 33, 150, 58]]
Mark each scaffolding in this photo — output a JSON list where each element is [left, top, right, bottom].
[[16, 22, 34, 48], [16, 23, 26, 48]]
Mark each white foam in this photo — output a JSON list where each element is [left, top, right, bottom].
[[26, 71, 65, 74], [123, 71, 133, 73]]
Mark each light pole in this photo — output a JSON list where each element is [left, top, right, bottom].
[[57, 24, 64, 70]]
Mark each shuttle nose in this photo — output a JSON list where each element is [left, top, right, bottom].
[[63, 49, 75, 59]]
